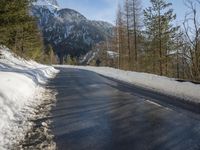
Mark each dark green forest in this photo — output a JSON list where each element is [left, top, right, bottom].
[[0, 0, 53, 63]]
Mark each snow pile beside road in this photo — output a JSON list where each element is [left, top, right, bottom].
[[61, 65, 200, 102], [0, 46, 59, 149]]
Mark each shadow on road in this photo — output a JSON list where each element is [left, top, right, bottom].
[[47, 68, 200, 150]]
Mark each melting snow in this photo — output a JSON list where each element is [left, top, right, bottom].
[[0, 46, 59, 149]]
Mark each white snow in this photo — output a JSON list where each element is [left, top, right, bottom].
[[80, 50, 99, 64], [33, 0, 60, 11], [58, 65, 200, 103], [0, 46, 59, 149], [107, 51, 119, 58]]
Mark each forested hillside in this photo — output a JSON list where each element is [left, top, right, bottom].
[[0, 0, 58, 64], [99, 0, 200, 81], [0, 0, 45, 61], [0, 0, 113, 64], [31, 0, 113, 64], [0, 0, 199, 81]]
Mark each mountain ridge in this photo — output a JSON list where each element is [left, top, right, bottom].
[[31, 0, 113, 63]]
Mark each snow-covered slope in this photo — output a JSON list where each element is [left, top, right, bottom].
[[58, 65, 200, 103], [80, 50, 118, 65], [31, 1, 113, 60], [33, 0, 60, 10], [0, 46, 59, 149], [80, 50, 99, 65]]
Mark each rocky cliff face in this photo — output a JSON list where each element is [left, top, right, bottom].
[[31, 0, 113, 63]]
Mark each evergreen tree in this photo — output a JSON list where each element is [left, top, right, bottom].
[[65, 55, 77, 65], [0, 0, 43, 59], [43, 44, 56, 64], [144, 0, 178, 76]]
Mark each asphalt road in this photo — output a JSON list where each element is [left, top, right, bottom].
[[48, 67, 200, 150]]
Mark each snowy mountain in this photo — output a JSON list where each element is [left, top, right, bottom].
[[31, 0, 113, 62], [33, 0, 60, 10]]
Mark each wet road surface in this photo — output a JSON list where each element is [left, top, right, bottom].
[[48, 67, 200, 150]]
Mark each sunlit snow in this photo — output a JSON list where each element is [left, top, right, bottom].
[[0, 46, 59, 149]]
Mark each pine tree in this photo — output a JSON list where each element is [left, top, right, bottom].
[[0, 0, 43, 60], [65, 55, 77, 65], [43, 44, 57, 64], [144, 0, 178, 76]]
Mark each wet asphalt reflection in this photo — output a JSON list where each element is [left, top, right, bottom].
[[49, 67, 200, 150]]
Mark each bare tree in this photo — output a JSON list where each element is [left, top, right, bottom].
[[124, 0, 131, 70], [129, 0, 142, 70], [183, 0, 200, 80], [116, 4, 127, 69]]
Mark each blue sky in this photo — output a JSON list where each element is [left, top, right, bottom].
[[57, 0, 191, 25]]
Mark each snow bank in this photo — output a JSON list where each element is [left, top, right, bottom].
[[0, 46, 59, 149], [59, 65, 200, 103]]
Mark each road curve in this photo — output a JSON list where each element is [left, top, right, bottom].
[[48, 67, 200, 150]]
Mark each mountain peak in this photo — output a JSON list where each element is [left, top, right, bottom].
[[33, 0, 60, 10], [31, 3, 114, 60], [57, 8, 87, 22], [46, 0, 59, 6]]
